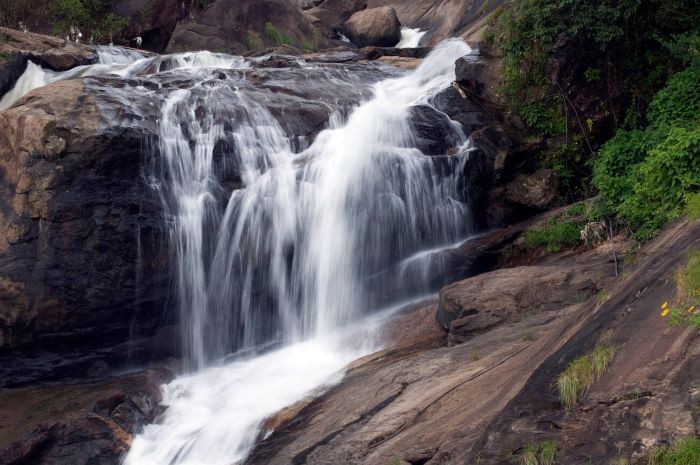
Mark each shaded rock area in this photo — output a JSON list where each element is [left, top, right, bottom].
[[166, 0, 332, 54], [114, 0, 191, 52], [344, 7, 401, 48], [0, 367, 173, 465], [247, 218, 700, 465]]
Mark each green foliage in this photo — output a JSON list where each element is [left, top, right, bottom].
[[523, 219, 581, 253], [557, 342, 616, 410], [51, 0, 128, 42], [513, 441, 557, 465], [594, 66, 700, 240], [648, 437, 700, 465], [264, 22, 294, 47]]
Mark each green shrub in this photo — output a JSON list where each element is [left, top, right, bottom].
[[594, 66, 700, 240], [51, 0, 128, 42], [648, 437, 700, 465], [264, 22, 294, 47], [687, 193, 700, 220]]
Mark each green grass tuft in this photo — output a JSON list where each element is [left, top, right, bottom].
[[556, 341, 616, 410], [648, 437, 700, 465], [264, 22, 294, 47], [523, 220, 581, 253]]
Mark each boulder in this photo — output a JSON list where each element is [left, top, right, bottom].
[[291, 0, 324, 9], [306, 0, 368, 36], [344, 6, 401, 47], [437, 265, 599, 344], [0, 79, 170, 385], [502, 168, 561, 210], [166, 0, 329, 54]]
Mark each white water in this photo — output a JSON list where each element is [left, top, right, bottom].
[[123, 39, 472, 465], [397, 27, 428, 48]]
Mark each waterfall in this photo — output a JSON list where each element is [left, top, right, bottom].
[[124, 39, 473, 465], [397, 27, 428, 48]]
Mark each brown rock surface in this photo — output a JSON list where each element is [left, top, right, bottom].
[[502, 168, 561, 210], [0, 367, 173, 465], [166, 0, 330, 54], [344, 7, 401, 48], [0, 78, 169, 385], [246, 217, 700, 465]]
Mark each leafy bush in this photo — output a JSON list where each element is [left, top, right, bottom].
[[52, 0, 128, 42], [593, 66, 700, 240], [648, 437, 700, 465]]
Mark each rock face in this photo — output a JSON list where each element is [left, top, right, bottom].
[[502, 168, 560, 210], [344, 6, 401, 47], [305, 0, 368, 37], [0, 368, 173, 465], [436, 265, 599, 344], [166, 0, 328, 53], [246, 217, 700, 465], [0, 78, 170, 386]]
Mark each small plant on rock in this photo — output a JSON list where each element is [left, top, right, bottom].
[[648, 437, 700, 465], [556, 337, 616, 410], [660, 251, 700, 329]]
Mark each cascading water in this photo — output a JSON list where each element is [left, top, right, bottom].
[[122, 39, 473, 465], [397, 27, 428, 48], [0, 46, 145, 110]]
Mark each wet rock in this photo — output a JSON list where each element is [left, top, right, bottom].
[[345, 6, 401, 47], [430, 85, 484, 136], [291, 0, 324, 9], [359, 45, 430, 60], [0, 79, 169, 385], [0, 368, 173, 465], [502, 169, 561, 210], [436, 265, 599, 344], [408, 104, 463, 156], [166, 0, 329, 54]]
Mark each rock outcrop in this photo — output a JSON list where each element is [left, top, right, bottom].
[[305, 0, 368, 38], [0, 78, 169, 386], [166, 0, 330, 54], [437, 265, 599, 344], [0, 28, 96, 99], [344, 6, 401, 47], [0, 368, 173, 465]]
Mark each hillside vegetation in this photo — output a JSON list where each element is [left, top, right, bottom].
[[486, 0, 700, 239]]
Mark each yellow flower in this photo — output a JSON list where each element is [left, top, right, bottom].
[[661, 308, 670, 317], [661, 301, 669, 309], [689, 305, 696, 313]]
